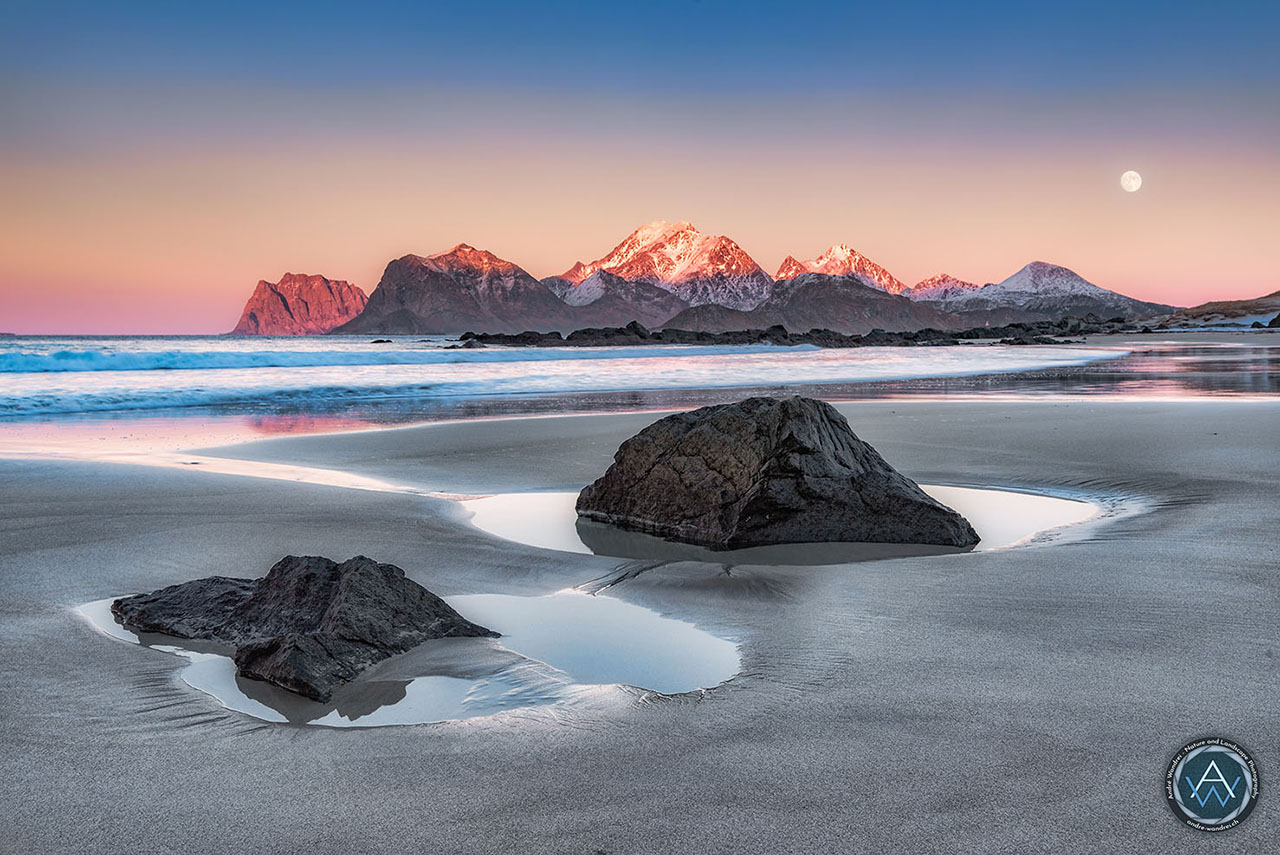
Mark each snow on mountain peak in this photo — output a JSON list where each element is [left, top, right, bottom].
[[423, 243, 519, 277], [995, 261, 1104, 296], [775, 244, 908, 294], [561, 221, 771, 309], [913, 259, 1170, 318], [906, 273, 981, 302]]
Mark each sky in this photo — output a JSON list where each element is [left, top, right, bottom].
[[2, 0, 1278, 333]]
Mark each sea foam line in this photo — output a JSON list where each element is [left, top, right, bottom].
[[0, 343, 811, 374], [0, 347, 1127, 416]]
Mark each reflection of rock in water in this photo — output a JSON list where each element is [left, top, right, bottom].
[[575, 515, 967, 566], [331, 680, 411, 721], [236, 673, 412, 724]]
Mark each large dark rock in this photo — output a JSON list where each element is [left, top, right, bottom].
[[576, 396, 979, 550], [111, 555, 498, 702]]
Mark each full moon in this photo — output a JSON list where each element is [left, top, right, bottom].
[[1120, 170, 1142, 192]]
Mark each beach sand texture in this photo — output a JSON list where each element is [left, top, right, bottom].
[[2, 397, 1278, 853]]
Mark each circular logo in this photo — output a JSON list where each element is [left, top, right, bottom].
[[1165, 737, 1259, 831]]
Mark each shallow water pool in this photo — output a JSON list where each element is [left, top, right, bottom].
[[461, 485, 1103, 565], [77, 589, 740, 728]]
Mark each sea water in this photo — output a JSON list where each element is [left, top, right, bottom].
[[77, 590, 740, 727], [0, 334, 1122, 417]]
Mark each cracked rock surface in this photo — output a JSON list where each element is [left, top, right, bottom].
[[111, 555, 498, 701], [576, 396, 980, 550]]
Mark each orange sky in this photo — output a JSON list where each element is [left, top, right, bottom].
[[2, 85, 1277, 333]]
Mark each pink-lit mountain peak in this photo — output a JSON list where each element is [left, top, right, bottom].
[[775, 244, 908, 295], [232, 273, 367, 335], [908, 273, 982, 301], [562, 220, 765, 286], [419, 243, 522, 277], [561, 220, 774, 310]]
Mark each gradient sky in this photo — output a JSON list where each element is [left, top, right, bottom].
[[2, 0, 1278, 333]]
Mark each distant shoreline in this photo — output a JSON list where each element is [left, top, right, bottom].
[[457, 316, 1141, 349]]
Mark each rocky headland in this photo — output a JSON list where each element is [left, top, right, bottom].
[[231, 273, 368, 335]]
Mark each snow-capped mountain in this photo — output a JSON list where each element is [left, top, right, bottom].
[[562, 221, 774, 310], [906, 274, 982, 302], [916, 261, 1174, 319], [337, 244, 579, 334], [328, 231, 1180, 335], [775, 244, 908, 295]]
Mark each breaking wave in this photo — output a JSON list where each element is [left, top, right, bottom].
[[0, 343, 808, 374], [0, 341, 1126, 417]]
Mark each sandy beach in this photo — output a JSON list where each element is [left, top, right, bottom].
[[3, 387, 1278, 853], [8, 1, 1278, 844]]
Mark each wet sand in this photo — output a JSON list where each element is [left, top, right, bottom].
[[3, 397, 1280, 852]]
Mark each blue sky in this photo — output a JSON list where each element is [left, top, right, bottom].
[[4, 1, 1277, 93], [2, 1, 1278, 331]]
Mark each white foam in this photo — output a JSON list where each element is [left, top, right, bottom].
[[0, 335, 1125, 416]]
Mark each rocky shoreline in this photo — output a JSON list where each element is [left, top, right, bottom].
[[457, 316, 1141, 349]]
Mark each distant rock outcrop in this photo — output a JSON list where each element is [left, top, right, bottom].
[[1157, 289, 1280, 328], [463, 315, 1137, 349], [112, 555, 498, 702], [577, 396, 979, 550], [231, 273, 367, 335]]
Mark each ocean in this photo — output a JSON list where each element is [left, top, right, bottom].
[[0, 335, 1125, 419]]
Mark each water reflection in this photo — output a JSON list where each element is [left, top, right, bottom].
[[4, 342, 1277, 456], [77, 590, 740, 728], [463, 485, 1105, 564]]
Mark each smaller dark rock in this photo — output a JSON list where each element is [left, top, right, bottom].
[[371, 339, 392, 344], [112, 555, 498, 702]]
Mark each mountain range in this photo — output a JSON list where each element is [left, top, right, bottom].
[[912, 261, 1172, 319], [231, 221, 1179, 336]]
